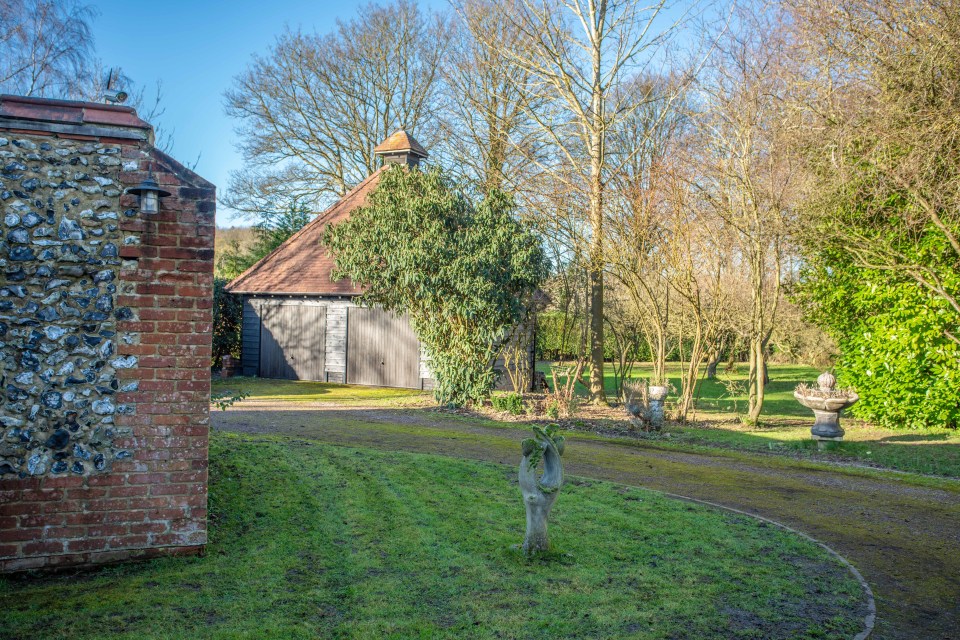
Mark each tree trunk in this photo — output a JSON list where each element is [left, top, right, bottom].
[[706, 355, 720, 379], [587, 122, 606, 404], [747, 336, 766, 423], [676, 322, 704, 423]]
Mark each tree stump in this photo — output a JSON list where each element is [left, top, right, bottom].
[[519, 424, 565, 556]]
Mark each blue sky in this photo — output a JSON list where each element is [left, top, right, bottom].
[[89, 0, 447, 227]]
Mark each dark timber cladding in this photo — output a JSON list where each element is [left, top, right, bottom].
[[347, 308, 421, 388], [259, 304, 326, 380]]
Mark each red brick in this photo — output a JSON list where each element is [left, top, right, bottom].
[[150, 484, 191, 496], [22, 540, 64, 555], [137, 283, 176, 296], [40, 476, 84, 489], [19, 514, 64, 528], [140, 308, 177, 321], [0, 503, 42, 517], [20, 489, 63, 502], [0, 527, 42, 542], [130, 522, 168, 535], [67, 537, 108, 553], [87, 524, 129, 537], [48, 526, 88, 539], [87, 475, 126, 487]]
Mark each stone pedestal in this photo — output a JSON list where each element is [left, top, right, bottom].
[[519, 425, 565, 556]]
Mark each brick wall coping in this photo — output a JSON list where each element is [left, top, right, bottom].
[[0, 94, 153, 142]]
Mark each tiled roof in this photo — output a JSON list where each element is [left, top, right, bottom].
[[224, 169, 385, 296], [373, 130, 428, 158]]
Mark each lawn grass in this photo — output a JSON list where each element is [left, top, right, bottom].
[[0, 432, 868, 640], [213, 367, 960, 479], [212, 376, 426, 406], [538, 361, 960, 478], [539, 361, 817, 419]]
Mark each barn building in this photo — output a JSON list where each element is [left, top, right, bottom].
[[225, 131, 537, 390]]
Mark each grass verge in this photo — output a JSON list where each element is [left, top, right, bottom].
[[0, 432, 868, 639]]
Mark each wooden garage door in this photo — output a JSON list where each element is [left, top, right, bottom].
[[259, 303, 326, 381], [346, 308, 420, 388]]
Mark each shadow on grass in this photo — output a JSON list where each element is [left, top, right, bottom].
[[880, 433, 952, 443]]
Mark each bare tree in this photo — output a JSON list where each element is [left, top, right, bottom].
[[224, 0, 450, 217], [661, 164, 733, 422], [467, 0, 692, 403], [788, 0, 960, 346], [606, 76, 685, 389], [445, 0, 544, 193], [692, 2, 797, 423], [0, 0, 97, 98]]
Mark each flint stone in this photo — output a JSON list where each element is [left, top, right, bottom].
[[111, 355, 137, 369], [41, 391, 62, 408], [92, 398, 115, 415], [58, 217, 84, 240]]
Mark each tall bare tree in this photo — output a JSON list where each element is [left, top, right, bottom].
[[692, 2, 797, 423], [468, 0, 691, 403], [0, 0, 96, 98], [606, 76, 686, 389], [224, 0, 450, 217], [444, 0, 544, 193]]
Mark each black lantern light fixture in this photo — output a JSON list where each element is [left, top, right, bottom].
[[125, 170, 170, 215]]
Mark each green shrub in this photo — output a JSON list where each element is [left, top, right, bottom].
[[835, 281, 960, 430], [797, 259, 960, 430], [213, 277, 242, 368], [323, 167, 548, 407], [491, 392, 526, 415]]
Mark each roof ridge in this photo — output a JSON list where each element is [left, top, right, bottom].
[[225, 168, 384, 293]]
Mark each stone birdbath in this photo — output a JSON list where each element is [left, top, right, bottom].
[[519, 424, 565, 556], [794, 371, 859, 447]]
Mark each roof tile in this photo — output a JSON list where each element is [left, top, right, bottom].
[[224, 169, 384, 295]]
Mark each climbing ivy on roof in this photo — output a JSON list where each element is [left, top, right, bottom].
[[322, 165, 548, 407]]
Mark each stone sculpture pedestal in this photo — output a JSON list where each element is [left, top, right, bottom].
[[519, 425, 565, 556]]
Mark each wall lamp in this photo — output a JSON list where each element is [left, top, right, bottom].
[[125, 174, 170, 215]]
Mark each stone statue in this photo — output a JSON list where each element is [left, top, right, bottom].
[[519, 424, 565, 556]]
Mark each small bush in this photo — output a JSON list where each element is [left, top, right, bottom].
[[491, 392, 526, 415]]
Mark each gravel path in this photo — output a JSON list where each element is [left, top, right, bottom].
[[213, 400, 960, 640]]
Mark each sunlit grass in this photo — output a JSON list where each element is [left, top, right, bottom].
[[0, 432, 867, 639], [212, 376, 426, 405]]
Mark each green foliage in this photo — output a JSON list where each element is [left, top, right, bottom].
[[491, 392, 525, 415], [323, 166, 548, 407], [210, 389, 250, 411], [216, 201, 311, 279], [212, 277, 243, 368], [793, 48, 960, 430], [799, 265, 960, 430]]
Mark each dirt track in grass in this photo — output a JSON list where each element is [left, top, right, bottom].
[[212, 399, 960, 640]]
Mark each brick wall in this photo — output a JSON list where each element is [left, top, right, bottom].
[[0, 95, 214, 572]]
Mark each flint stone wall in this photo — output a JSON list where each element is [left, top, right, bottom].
[[0, 97, 215, 573], [1, 135, 138, 477]]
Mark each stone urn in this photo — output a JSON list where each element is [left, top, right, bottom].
[[647, 385, 669, 431], [794, 371, 859, 442]]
